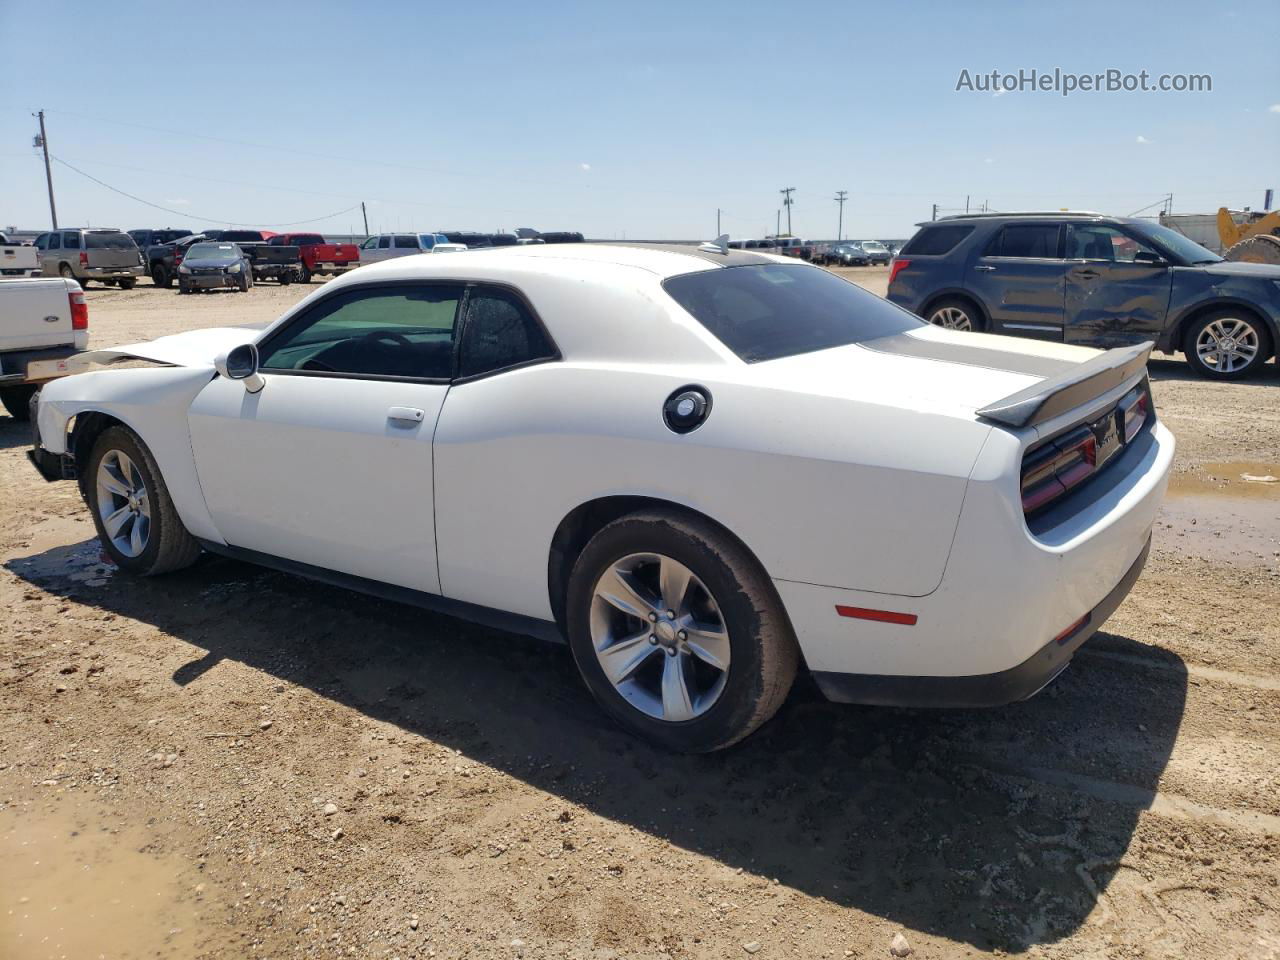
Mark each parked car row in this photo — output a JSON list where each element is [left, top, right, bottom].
[[812, 240, 893, 266]]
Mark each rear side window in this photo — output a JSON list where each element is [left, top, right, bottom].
[[85, 232, 135, 249], [664, 264, 923, 364], [377, 236, 391, 249], [63, 232, 82, 249], [394, 235, 418, 249], [986, 224, 1060, 259], [899, 225, 974, 256], [457, 286, 557, 379]]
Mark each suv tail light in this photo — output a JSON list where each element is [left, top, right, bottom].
[[78, 251, 88, 266], [888, 258, 910, 285], [69, 289, 88, 330]]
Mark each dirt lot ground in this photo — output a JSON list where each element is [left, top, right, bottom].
[[2, 268, 1278, 960]]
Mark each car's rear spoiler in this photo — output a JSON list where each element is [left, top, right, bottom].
[[976, 341, 1152, 428]]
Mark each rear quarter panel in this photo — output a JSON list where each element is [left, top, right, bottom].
[[432, 362, 990, 621]]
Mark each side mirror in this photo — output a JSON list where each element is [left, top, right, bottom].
[[214, 343, 264, 394], [1133, 251, 1168, 266]]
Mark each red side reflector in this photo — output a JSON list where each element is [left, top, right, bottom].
[[835, 605, 918, 626], [69, 289, 88, 330], [1053, 613, 1090, 645], [888, 258, 910, 286]]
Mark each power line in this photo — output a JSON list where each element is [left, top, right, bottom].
[[51, 156, 360, 227]]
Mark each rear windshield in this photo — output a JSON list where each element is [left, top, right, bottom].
[[899, 224, 974, 256], [85, 231, 137, 249], [663, 264, 923, 363]]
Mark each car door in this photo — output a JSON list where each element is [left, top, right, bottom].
[[965, 222, 1067, 340], [1063, 223, 1173, 348], [43, 231, 61, 274], [186, 281, 465, 594]]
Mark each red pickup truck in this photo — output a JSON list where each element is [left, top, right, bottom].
[[268, 233, 359, 283]]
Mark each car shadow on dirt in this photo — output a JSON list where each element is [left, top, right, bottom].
[[6, 542, 1188, 953]]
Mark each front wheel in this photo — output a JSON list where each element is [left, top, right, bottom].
[[566, 510, 799, 752], [85, 426, 201, 575], [298, 267, 312, 283], [1184, 310, 1272, 380], [178, 279, 191, 295], [118, 277, 136, 290]]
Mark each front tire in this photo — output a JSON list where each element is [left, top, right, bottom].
[[926, 296, 983, 332], [85, 426, 201, 575], [298, 266, 312, 283], [1183, 309, 1272, 380], [118, 277, 136, 290], [566, 510, 799, 752]]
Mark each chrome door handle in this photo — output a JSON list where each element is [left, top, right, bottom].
[[1073, 268, 1100, 279], [973, 264, 996, 272], [388, 406, 425, 424]]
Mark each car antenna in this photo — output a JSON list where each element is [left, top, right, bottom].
[[698, 234, 730, 255]]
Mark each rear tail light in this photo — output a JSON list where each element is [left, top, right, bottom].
[[69, 289, 88, 330], [888, 258, 910, 285], [1118, 387, 1149, 442], [1021, 425, 1096, 513], [78, 251, 88, 266]]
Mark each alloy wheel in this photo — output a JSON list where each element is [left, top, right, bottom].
[[1195, 318, 1259, 374], [95, 450, 151, 558], [929, 306, 973, 330], [589, 552, 730, 722]]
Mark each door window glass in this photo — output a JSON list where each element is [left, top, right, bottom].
[[986, 224, 1059, 259], [48, 234, 61, 250], [377, 236, 391, 249], [1066, 225, 1160, 263], [457, 286, 557, 378], [62, 232, 82, 250], [259, 285, 464, 379]]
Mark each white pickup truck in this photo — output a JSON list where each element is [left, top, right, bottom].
[[1, 235, 41, 278], [0, 277, 88, 420]]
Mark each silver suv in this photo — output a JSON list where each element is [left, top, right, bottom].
[[32, 229, 145, 288]]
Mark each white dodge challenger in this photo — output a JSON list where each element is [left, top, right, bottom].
[[28, 243, 1174, 751]]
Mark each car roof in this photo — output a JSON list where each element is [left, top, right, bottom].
[[921, 211, 1137, 226], [342, 241, 788, 280]]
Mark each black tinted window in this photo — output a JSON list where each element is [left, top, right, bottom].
[[988, 224, 1059, 258], [377, 236, 391, 249], [458, 287, 556, 378], [85, 231, 135, 249], [63, 232, 82, 249], [260, 285, 464, 379], [664, 264, 922, 364], [47, 234, 60, 250], [899, 225, 974, 256], [393, 235, 418, 249]]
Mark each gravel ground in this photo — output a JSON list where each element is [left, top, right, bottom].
[[1, 268, 1278, 960]]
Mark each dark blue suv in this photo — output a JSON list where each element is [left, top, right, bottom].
[[887, 212, 1280, 379]]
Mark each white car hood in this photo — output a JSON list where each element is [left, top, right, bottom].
[[753, 325, 1101, 418], [82, 326, 262, 367]]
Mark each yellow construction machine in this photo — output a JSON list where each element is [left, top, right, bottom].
[[1219, 207, 1280, 264]]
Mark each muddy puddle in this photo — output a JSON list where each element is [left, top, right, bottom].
[[0, 795, 207, 959], [1160, 462, 1280, 566]]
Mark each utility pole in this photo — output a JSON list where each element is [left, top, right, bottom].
[[716, 208, 721, 236], [965, 195, 970, 214], [775, 209, 781, 240], [834, 190, 848, 241], [34, 110, 58, 229], [931, 203, 938, 221], [780, 187, 795, 236], [361, 201, 369, 236]]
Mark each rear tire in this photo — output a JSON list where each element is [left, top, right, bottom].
[[85, 426, 202, 576], [925, 296, 983, 332], [566, 509, 799, 752], [0, 385, 37, 421], [118, 278, 136, 290], [152, 265, 171, 288], [1183, 309, 1272, 380]]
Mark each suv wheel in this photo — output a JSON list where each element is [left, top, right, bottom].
[[926, 297, 981, 332], [1184, 310, 1271, 379], [566, 509, 799, 752], [0, 385, 37, 421], [59, 263, 81, 286]]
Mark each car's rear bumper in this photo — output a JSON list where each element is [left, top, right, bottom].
[[83, 266, 144, 278], [811, 536, 1149, 707]]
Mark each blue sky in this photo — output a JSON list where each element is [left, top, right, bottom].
[[2, 0, 1275, 240]]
